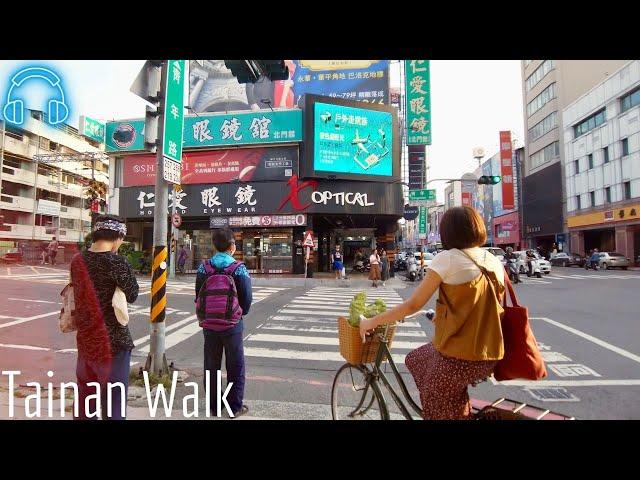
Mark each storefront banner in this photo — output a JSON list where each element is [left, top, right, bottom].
[[568, 204, 640, 228], [105, 120, 146, 152], [188, 60, 390, 114], [119, 178, 403, 218], [405, 60, 431, 145], [499, 131, 515, 210], [122, 147, 298, 187], [501, 221, 516, 231], [211, 214, 307, 228], [493, 212, 520, 245], [461, 192, 471, 207], [184, 110, 302, 148]]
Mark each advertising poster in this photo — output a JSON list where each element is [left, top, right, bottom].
[[405, 60, 431, 145], [121, 146, 298, 187], [499, 131, 515, 210], [309, 98, 396, 180], [188, 60, 390, 113]]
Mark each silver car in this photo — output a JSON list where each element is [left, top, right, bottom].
[[514, 251, 551, 275], [596, 252, 631, 270]]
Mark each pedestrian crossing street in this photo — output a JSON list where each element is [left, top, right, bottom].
[[244, 286, 427, 367]]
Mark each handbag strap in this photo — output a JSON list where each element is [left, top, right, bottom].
[[459, 249, 512, 306]]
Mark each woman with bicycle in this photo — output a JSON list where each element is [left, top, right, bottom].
[[359, 206, 505, 420]]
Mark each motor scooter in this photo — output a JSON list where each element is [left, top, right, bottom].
[[526, 257, 543, 278], [353, 259, 365, 273], [407, 257, 418, 282], [585, 258, 599, 270]]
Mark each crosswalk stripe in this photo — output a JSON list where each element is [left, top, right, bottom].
[[244, 346, 407, 364], [246, 333, 424, 350], [259, 324, 427, 337]]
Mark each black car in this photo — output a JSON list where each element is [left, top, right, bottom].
[[550, 252, 585, 267]]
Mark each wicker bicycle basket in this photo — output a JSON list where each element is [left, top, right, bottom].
[[338, 316, 397, 365]]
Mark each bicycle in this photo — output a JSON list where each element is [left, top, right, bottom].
[[331, 314, 575, 421]]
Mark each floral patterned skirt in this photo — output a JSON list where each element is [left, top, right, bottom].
[[405, 342, 497, 420]]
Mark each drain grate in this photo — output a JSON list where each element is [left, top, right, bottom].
[[525, 387, 580, 402]]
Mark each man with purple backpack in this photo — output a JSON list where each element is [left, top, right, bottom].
[[195, 228, 252, 418]]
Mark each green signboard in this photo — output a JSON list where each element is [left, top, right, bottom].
[[184, 109, 302, 148], [409, 189, 436, 201], [313, 101, 393, 177], [419, 206, 427, 234], [105, 110, 302, 153], [162, 60, 186, 163], [79, 115, 106, 143], [405, 60, 432, 145], [105, 119, 146, 152]]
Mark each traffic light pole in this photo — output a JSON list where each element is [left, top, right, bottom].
[[146, 61, 170, 376]]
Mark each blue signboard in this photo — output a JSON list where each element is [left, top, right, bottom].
[[292, 60, 390, 107], [313, 101, 393, 177]]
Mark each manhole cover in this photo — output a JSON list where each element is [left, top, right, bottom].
[[525, 387, 580, 402]]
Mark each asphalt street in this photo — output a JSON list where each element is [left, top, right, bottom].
[[0, 264, 639, 420]]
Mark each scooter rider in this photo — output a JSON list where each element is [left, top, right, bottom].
[[526, 249, 537, 276], [504, 246, 520, 282], [588, 248, 600, 269]]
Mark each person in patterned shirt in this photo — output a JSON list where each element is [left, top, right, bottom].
[[70, 214, 139, 420]]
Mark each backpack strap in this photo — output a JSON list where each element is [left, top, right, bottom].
[[223, 261, 242, 275]]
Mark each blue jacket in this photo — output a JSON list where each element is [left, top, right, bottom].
[[195, 253, 252, 335]]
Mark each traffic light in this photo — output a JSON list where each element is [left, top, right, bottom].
[[224, 60, 289, 84], [477, 175, 501, 185]]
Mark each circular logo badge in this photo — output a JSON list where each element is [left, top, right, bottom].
[[112, 123, 137, 148]]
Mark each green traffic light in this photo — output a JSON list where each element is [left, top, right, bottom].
[[491, 175, 501, 184]]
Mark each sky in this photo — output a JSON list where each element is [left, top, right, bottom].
[[0, 60, 524, 202]]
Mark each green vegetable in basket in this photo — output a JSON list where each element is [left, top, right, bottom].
[[348, 292, 367, 327], [348, 292, 388, 327]]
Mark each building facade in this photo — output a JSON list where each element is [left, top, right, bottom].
[[108, 103, 403, 275], [0, 111, 107, 262], [521, 60, 629, 252], [562, 60, 640, 263]]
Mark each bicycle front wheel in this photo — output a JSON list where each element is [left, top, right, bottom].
[[331, 363, 384, 420]]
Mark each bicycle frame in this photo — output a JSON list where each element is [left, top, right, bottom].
[[361, 328, 423, 420]]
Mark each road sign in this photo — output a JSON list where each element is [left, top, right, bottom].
[[404, 204, 419, 221], [409, 189, 436, 202], [163, 157, 181, 184], [419, 206, 427, 235], [79, 115, 106, 143], [171, 212, 182, 228], [163, 60, 186, 165], [303, 231, 314, 247]]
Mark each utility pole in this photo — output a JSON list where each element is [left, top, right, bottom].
[[146, 61, 170, 376]]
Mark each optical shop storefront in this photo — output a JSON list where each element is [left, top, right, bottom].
[[118, 179, 403, 274]]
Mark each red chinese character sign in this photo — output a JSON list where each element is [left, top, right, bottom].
[[499, 131, 515, 210]]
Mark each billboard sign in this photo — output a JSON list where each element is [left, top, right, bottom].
[[105, 120, 145, 152], [188, 60, 390, 114], [499, 131, 515, 210], [408, 144, 425, 190], [405, 60, 432, 145], [121, 147, 298, 187], [79, 115, 106, 143], [303, 94, 400, 182]]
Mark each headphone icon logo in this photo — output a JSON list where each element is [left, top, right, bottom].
[[3, 67, 69, 126]]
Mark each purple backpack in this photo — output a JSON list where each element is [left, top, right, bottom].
[[196, 261, 243, 332]]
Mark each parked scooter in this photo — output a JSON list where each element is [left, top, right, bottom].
[[506, 258, 521, 283], [353, 258, 366, 273]]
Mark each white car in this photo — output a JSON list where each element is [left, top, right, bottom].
[[413, 251, 434, 276], [482, 247, 506, 265], [514, 251, 551, 275]]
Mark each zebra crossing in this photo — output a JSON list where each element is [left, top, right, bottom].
[[133, 286, 288, 354], [244, 286, 427, 367]]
